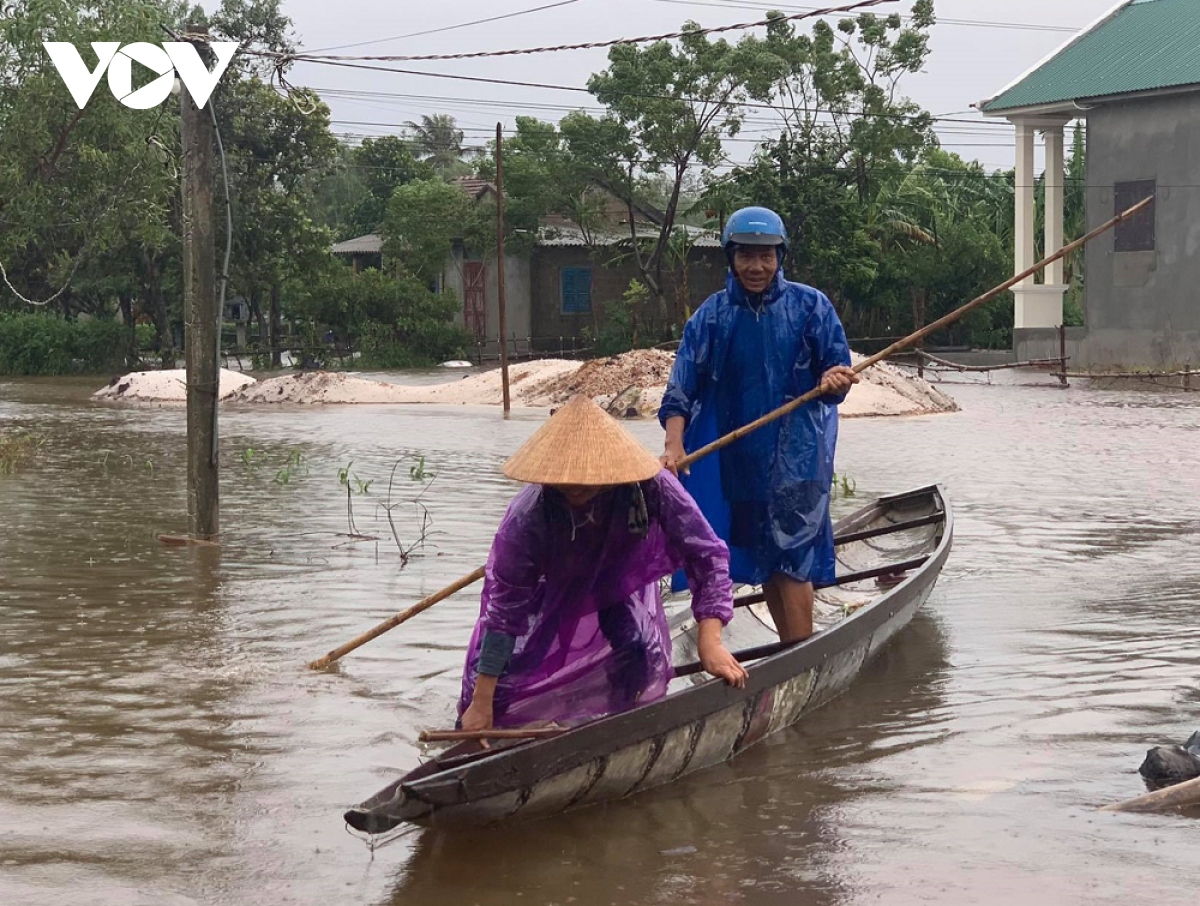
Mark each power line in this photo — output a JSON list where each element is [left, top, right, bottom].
[[282, 67, 1027, 136], [303, 0, 586, 54], [647, 0, 1079, 33], [307, 85, 1023, 132], [327, 118, 1022, 148], [252, 0, 893, 63]]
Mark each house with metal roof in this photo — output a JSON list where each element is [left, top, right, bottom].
[[332, 183, 723, 359], [980, 0, 1200, 369]]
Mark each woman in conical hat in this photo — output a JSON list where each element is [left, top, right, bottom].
[[458, 395, 747, 734]]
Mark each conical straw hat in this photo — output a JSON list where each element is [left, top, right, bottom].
[[503, 395, 663, 486]]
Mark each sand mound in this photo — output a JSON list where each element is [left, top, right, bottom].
[[225, 361, 584, 406], [99, 350, 957, 419], [841, 353, 959, 418], [93, 368, 255, 403], [230, 371, 413, 404]]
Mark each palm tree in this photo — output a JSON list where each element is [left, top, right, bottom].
[[403, 114, 465, 173]]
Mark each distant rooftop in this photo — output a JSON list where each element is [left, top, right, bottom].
[[332, 222, 720, 256], [452, 176, 497, 199], [536, 223, 721, 248], [331, 233, 381, 256], [981, 0, 1200, 115]]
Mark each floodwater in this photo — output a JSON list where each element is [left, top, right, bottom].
[[2, 369, 1199, 906]]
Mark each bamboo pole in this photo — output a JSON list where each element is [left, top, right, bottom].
[[307, 566, 485, 669], [1100, 775, 1200, 814], [419, 727, 564, 743], [677, 196, 1152, 471], [306, 196, 1152, 670]]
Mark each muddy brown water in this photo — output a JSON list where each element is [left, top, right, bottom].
[[2, 370, 1200, 905]]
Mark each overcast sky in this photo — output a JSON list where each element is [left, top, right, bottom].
[[221, 0, 1123, 170]]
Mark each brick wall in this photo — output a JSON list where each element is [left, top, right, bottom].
[[529, 246, 725, 351]]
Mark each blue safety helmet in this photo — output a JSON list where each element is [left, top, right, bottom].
[[722, 206, 788, 251]]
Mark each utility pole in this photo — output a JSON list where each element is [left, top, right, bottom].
[[180, 24, 219, 540], [494, 123, 511, 415]]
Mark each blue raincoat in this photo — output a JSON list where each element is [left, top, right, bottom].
[[658, 267, 851, 588]]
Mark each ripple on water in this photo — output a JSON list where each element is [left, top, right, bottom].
[[3, 376, 1200, 905]]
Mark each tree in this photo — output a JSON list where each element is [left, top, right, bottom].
[[567, 24, 775, 327], [382, 178, 479, 284], [215, 75, 339, 366], [336, 136, 434, 237], [726, 6, 939, 338], [0, 0, 183, 330], [404, 114, 466, 175]]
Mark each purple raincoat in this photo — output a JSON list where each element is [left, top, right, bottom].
[[457, 470, 733, 727]]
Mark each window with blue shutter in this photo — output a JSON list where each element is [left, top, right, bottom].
[[561, 267, 593, 314]]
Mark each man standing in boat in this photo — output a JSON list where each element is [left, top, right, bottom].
[[458, 395, 747, 735], [659, 206, 858, 643]]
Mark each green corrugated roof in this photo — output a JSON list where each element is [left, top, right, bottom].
[[983, 0, 1200, 113]]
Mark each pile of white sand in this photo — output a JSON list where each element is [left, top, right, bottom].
[[841, 353, 959, 418], [225, 361, 582, 406], [98, 350, 958, 419], [93, 368, 255, 403]]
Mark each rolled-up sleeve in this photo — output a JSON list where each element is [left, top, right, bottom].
[[654, 471, 734, 625], [480, 488, 546, 638]]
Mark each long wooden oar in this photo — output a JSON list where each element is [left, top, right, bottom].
[[308, 196, 1152, 671]]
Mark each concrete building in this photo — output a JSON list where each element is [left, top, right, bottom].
[[979, 0, 1200, 369], [332, 179, 725, 359]]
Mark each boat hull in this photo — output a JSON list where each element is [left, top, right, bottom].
[[347, 484, 952, 832]]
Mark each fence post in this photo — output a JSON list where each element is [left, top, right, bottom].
[[1058, 324, 1068, 388]]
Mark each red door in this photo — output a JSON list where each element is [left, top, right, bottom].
[[463, 262, 486, 341]]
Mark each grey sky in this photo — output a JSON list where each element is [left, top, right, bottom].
[[241, 0, 1119, 170]]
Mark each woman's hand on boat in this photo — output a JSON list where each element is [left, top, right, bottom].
[[698, 639, 748, 688], [820, 365, 860, 395]]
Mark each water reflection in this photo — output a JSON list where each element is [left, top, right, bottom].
[[4, 375, 1200, 905], [387, 613, 951, 906]]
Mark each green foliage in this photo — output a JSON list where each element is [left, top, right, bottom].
[[566, 26, 776, 326], [0, 0, 1047, 358], [324, 136, 435, 238], [134, 324, 156, 351], [382, 179, 478, 281], [593, 279, 651, 356], [293, 268, 467, 366], [0, 313, 131, 374], [404, 114, 467, 176]]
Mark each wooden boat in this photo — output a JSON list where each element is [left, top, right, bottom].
[[345, 484, 952, 833]]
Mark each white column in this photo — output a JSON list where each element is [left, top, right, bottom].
[[1013, 119, 1036, 289], [1010, 117, 1068, 330], [1044, 124, 1065, 286]]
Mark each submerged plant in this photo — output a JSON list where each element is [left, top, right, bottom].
[[0, 430, 42, 475], [274, 449, 308, 485], [408, 456, 435, 482], [832, 472, 857, 498]]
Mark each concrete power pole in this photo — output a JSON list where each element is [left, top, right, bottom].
[[180, 24, 220, 540], [494, 123, 511, 415]]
